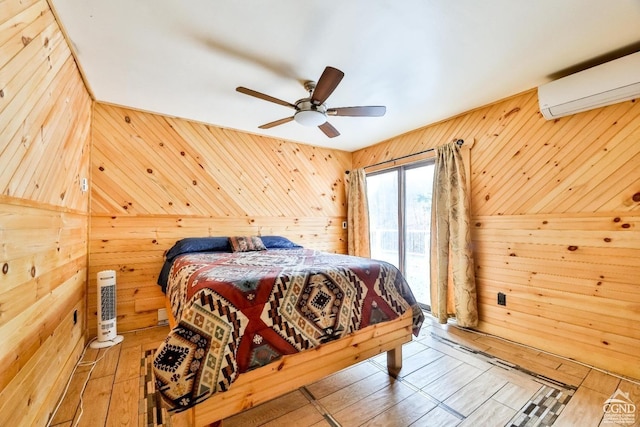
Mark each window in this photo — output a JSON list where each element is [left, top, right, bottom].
[[367, 161, 435, 309]]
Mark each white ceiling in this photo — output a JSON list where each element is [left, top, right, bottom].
[[50, 0, 640, 152]]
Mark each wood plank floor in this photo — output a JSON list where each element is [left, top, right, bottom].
[[47, 315, 640, 427]]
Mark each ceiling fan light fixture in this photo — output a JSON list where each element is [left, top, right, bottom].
[[294, 100, 327, 126], [294, 109, 327, 126], [237, 66, 386, 137]]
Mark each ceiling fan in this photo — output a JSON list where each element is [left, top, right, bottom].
[[236, 66, 386, 138]]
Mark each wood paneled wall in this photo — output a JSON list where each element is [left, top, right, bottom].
[[89, 104, 351, 335], [353, 90, 640, 379], [0, 0, 92, 425]]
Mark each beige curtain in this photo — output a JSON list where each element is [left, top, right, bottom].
[[346, 168, 371, 257], [430, 142, 478, 327]]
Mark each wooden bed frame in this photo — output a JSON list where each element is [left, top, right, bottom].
[[165, 298, 414, 427]]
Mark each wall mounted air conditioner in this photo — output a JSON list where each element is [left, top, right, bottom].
[[538, 51, 640, 120], [90, 270, 124, 349]]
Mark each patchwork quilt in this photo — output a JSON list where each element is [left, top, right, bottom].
[[153, 248, 423, 411]]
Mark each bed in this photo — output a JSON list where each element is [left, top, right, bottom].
[[153, 236, 424, 426]]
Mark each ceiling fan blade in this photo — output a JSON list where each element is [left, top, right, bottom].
[[258, 116, 294, 129], [236, 87, 296, 109], [318, 121, 340, 138], [311, 67, 344, 105], [327, 106, 387, 117]]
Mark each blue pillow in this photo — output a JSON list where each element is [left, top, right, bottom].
[[165, 237, 230, 260], [260, 235, 303, 249]]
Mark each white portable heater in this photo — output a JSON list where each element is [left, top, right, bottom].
[[90, 270, 124, 349]]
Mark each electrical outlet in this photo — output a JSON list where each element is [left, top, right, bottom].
[[342, 221, 347, 229], [497, 292, 506, 306]]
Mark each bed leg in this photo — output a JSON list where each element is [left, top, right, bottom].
[[386, 345, 403, 376]]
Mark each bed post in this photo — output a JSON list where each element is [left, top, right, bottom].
[[386, 345, 403, 376]]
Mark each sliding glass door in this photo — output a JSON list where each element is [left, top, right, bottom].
[[367, 161, 435, 309]]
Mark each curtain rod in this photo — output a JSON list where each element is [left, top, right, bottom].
[[346, 139, 464, 174]]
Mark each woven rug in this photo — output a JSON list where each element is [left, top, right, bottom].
[[141, 349, 172, 427]]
